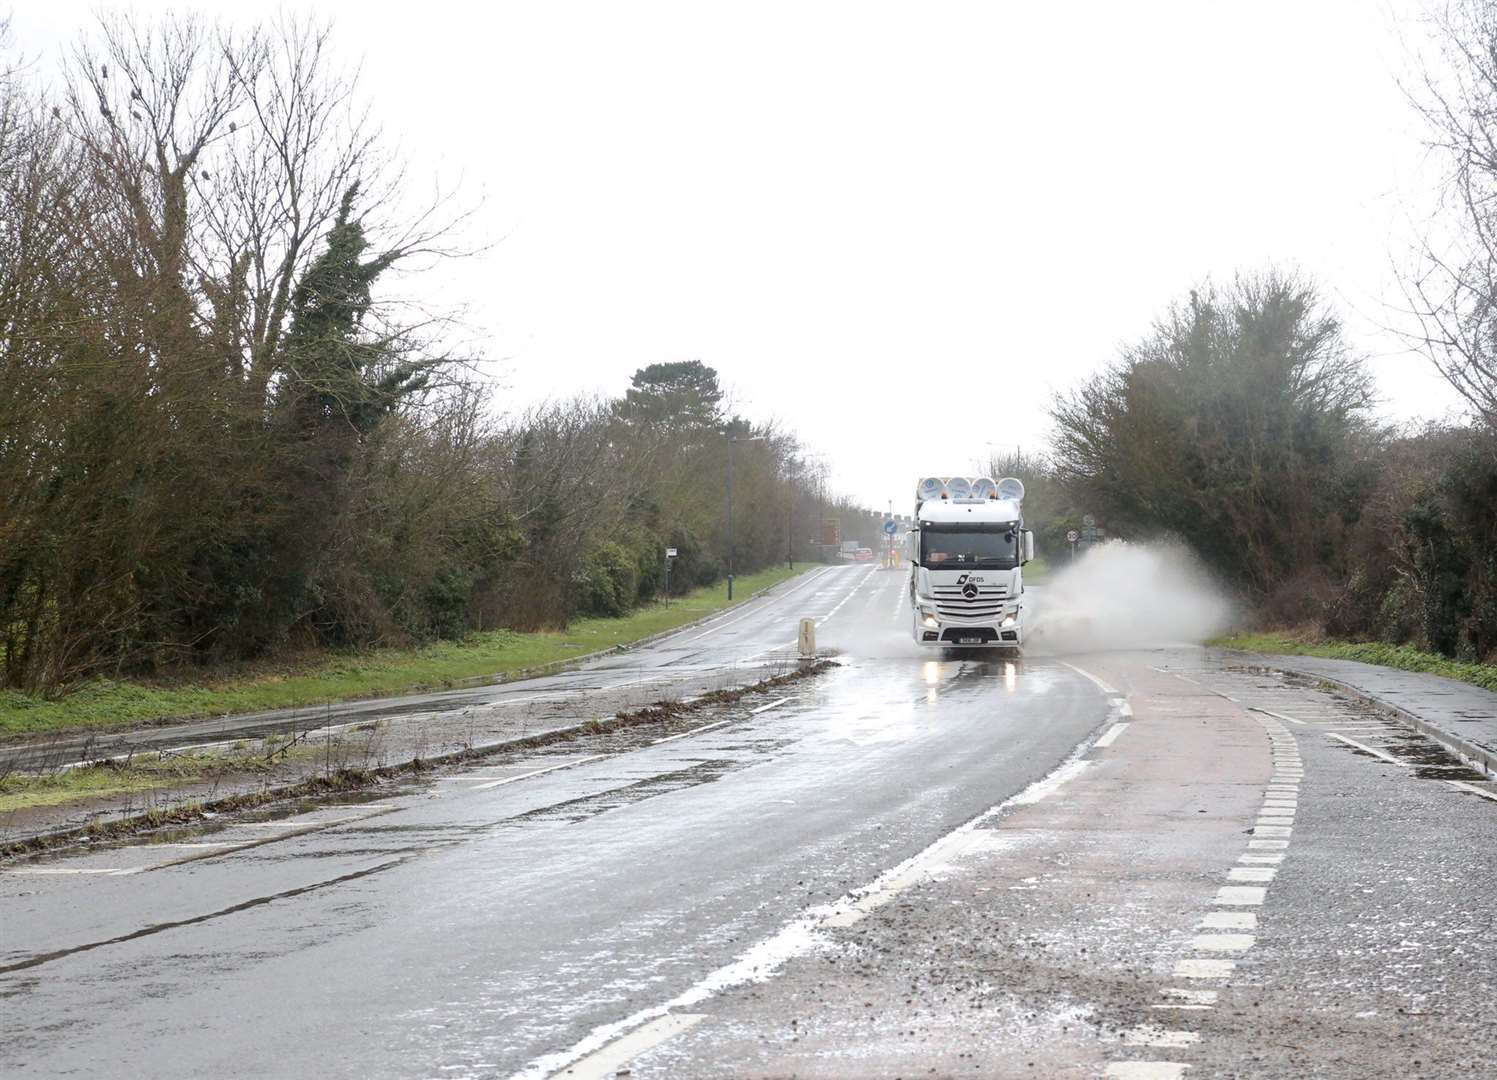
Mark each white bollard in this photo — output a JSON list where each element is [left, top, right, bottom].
[[798, 618, 816, 658]]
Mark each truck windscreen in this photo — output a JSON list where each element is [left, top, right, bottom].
[[921, 528, 1018, 570]]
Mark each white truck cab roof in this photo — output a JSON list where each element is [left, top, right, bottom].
[[916, 498, 1021, 526]]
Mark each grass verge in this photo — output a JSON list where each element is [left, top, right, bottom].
[[0, 563, 816, 741], [1210, 632, 1497, 695], [1, 658, 839, 856]]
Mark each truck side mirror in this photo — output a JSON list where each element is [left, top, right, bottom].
[[1022, 530, 1035, 564], [905, 530, 919, 566]]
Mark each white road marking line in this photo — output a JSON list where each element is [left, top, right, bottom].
[[823, 762, 1088, 929], [1240, 853, 1284, 865], [1252, 825, 1293, 838], [1248, 839, 1289, 850], [228, 821, 304, 827], [1327, 732, 1409, 766], [6, 867, 130, 875], [1200, 912, 1255, 930], [674, 568, 836, 644], [1445, 779, 1497, 802], [1162, 987, 1218, 1004], [1095, 722, 1130, 748], [555, 1013, 708, 1080], [1190, 933, 1255, 952], [513, 741, 1092, 1080], [1214, 886, 1266, 905], [1151, 1004, 1213, 1011], [1173, 957, 1236, 978], [1172, 671, 1238, 702], [1249, 706, 1307, 725], [1122, 1027, 1201, 1049], [749, 696, 793, 715], [471, 754, 607, 790], [1228, 866, 1277, 883], [1105, 1064, 1191, 1079], [1063, 661, 1119, 696], [650, 718, 740, 746], [1118, 701, 1134, 718]]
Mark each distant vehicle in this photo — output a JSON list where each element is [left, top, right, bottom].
[[854, 547, 874, 562], [907, 476, 1034, 649]]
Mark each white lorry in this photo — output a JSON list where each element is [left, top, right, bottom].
[[906, 476, 1034, 649]]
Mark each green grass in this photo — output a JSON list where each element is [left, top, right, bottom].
[[1023, 555, 1051, 585], [0, 748, 293, 813], [1210, 632, 1497, 695], [0, 564, 814, 741]]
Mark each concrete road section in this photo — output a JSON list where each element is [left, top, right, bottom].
[[3, 566, 1495, 1078]]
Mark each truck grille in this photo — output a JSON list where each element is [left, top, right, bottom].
[[932, 584, 1008, 620]]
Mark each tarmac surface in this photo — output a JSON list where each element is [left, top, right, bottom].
[[3, 564, 1495, 1078]]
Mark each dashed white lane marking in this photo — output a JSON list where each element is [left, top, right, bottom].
[[1122, 1027, 1201, 1048], [1095, 722, 1130, 748], [1214, 886, 1266, 905], [1190, 933, 1255, 952], [470, 754, 608, 790], [1252, 825, 1293, 837], [1200, 912, 1255, 930], [1248, 838, 1289, 850], [1240, 853, 1284, 865], [558, 1013, 708, 1080], [1174, 957, 1237, 978], [749, 696, 793, 715], [1104, 1063, 1191, 1079], [1446, 779, 1497, 802], [1326, 732, 1409, 766]]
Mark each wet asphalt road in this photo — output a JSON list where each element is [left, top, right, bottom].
[[6, 566, 1496, 1078], [0, 564, 862, 771], [0, 566, 1113, 1077]]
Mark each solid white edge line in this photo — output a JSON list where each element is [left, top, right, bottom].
[[558, 1013, 708, 1080], [1095, 722, 1130, 748], [1445, 779, 1497, 802], [471, 755, 608, 790], [749, 697, 793, 715], [1326, 732, 1410, 766], [1061, 661, 1119, 696], [513, 733, 1097, 1080], [1249, 706, 1307, 726]]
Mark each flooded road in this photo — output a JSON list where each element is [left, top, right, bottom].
[[0, 568, 1109, 1076], [4, 565, 1496, 1077]]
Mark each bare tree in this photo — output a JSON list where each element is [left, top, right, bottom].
[[1406, 0, 1497, 428]]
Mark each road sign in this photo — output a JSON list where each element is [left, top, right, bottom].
[[1066, 530, 1079, 543], [665, 548, 678, 558], [1082, 514, 1096, 529], [882, 519, 898, 535]]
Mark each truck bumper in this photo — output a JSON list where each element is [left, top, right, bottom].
[[915, 620, 1023, 648]]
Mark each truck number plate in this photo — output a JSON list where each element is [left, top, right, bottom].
[[957, 636, 984, 644]]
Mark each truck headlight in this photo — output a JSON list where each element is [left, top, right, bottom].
[[921, 611, 939, 628], [1001, 614, 1016, 628]]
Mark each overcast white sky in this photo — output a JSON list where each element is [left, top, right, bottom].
[[13, 0, 1469, 509]]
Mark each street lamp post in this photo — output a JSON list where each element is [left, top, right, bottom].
[[726, 434, 767, 601]]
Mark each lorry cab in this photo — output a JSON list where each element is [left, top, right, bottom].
[[907, 477, 1034, 649]]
